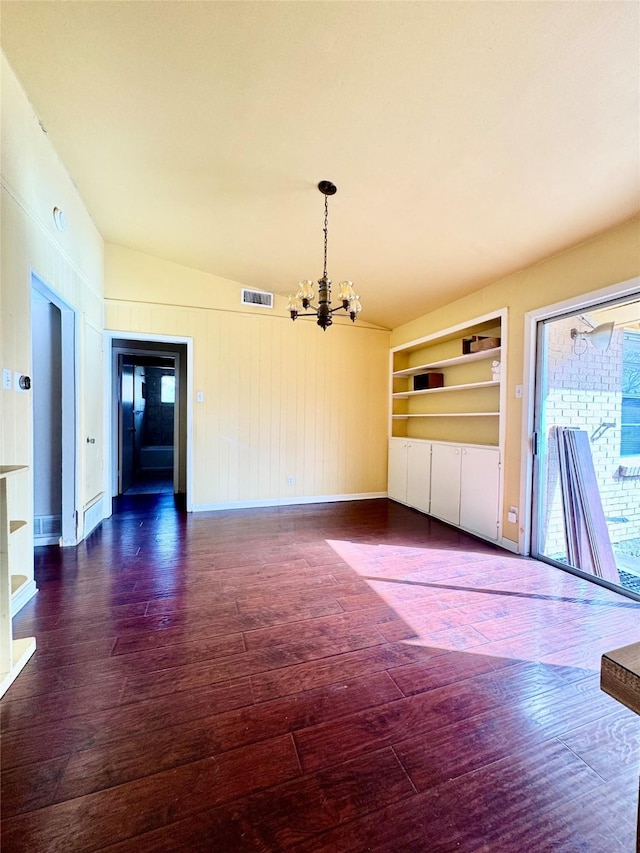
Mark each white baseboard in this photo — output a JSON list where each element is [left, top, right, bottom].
[[34, 536, 60, 547], [84, 494, 105, 538], [11, 579, 37, 616], [192, 492, 387, 513], [500, 537, 520, 553]]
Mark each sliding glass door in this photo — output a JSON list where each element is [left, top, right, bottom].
[[531, 295, 640, 600]]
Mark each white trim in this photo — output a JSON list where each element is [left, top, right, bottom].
[[103, 330, 194, 513], [83, 495, 105, 538], [521, 275, 640, 557], [192, 492, 387, 513], [11, 580, 37, 616], [526, 276, 640, 323], [500, 537, 520, 554], [391, 308, 505, 353], [30, 271, 79, 547]]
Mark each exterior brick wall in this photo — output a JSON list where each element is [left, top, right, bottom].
[[540, 317, 640, 558]]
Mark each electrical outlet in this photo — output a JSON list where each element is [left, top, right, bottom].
[[287, 476, 294, 486], [2, 368, 12, 390]]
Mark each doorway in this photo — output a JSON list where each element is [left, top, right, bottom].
[[110, 338, 188, 504], [31, 274, 77, 546], [531, 293, 640, 600], [118, 354, 176, 495]]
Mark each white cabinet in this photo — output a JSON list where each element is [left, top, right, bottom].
[[389, 439, 500, 542], [388, 439, 409, 504], [430, 443, 500, 540], [388, 439, 431, 514], [1, 466, 36, 698], [459, 446, 500, 540], [407, 442, 432, 514], [430, 444, 462, 525]]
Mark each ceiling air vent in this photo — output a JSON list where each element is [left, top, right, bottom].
[[241, 288, 274, 309]]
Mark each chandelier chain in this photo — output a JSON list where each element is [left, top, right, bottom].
[[323, 194, 329, 280]]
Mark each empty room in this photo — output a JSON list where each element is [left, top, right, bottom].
[[1, 2, 639, 851]]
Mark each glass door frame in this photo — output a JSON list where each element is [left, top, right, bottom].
[[526, 282, 640, 602]]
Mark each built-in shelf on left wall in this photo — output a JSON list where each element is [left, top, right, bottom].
[[1, 466, 36, 698]]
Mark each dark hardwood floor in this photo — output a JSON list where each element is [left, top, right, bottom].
[[1, 497, 639, 852]]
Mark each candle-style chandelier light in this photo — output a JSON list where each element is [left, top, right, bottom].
[[287, 181, 362, 331]]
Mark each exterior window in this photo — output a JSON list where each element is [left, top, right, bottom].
[[160, 374, 175, 404], [621, 331, 640, 457]]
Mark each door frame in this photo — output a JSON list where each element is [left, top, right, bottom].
[[117, 357, 136, 495], [520, 275, 640, 557], [30, 271, 79, 546], [103, 331, 194, 512]]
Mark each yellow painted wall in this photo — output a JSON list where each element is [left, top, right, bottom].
[[1, 53, 105, 564], [4, 37, 637, 558], [391, 215, 640, 544], [105, 244, 390, 508]]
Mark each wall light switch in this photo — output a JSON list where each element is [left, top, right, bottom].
[[515, 385, 523, 398], [196, 391, 204, 403], [2, 369, 12, 390]]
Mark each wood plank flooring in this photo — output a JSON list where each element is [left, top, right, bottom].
[[1, 496, 639, 852]]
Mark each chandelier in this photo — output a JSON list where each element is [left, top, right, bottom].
[[287, 181, 362, 331]]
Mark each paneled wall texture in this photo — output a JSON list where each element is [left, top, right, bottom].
[[105, 296, 390, 509]]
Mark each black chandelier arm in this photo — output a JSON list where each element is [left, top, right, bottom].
[[291, 305, 352, 319]]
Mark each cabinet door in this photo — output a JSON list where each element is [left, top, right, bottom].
[[406, 441, 431, 514], [387, 440, 408, 503], [460, 446, 500, 540], [430, 444, 461, 525]]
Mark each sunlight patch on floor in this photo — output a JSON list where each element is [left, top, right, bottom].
[[325, 538, 637, 672]]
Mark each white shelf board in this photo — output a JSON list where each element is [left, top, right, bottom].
[[0, 466, 29, 479], [393, 347, 501, 378], [0, 636, 36, 698], [11, 574, 29, 597], [393, 380, 499, 399], [392, 412, 500, 420]]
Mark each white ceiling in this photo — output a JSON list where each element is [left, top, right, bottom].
[[1, 1, 639, 329]]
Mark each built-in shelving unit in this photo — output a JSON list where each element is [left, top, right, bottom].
[[390, 311, 505, 447], [1, 466, 36, 698], [388, 310, 507, 544]]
